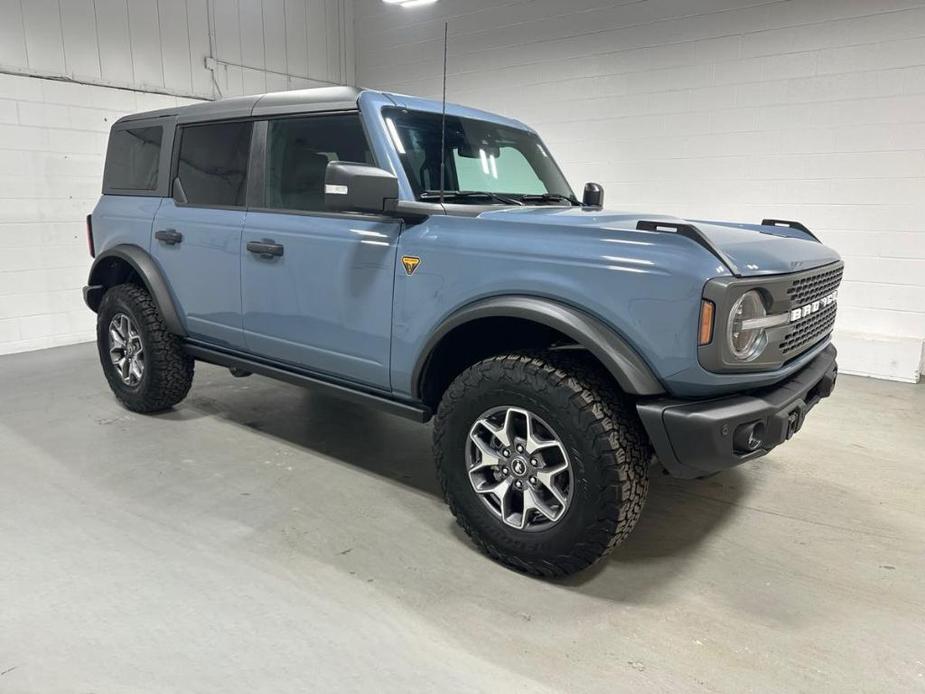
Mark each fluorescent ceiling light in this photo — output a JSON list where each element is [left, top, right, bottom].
[[383, 0, 437, 7]]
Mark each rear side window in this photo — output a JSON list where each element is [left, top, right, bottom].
[[176, 121, 252, 207], [106, 126, 162, 191]]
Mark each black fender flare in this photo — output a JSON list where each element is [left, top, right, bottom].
[[84, 245, 186, 336], [411, 296, 664, 398]]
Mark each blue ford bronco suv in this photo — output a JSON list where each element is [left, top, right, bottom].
[[84, 86, 841, 576]]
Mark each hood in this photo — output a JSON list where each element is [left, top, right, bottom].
[[476, 207, 840, 277]]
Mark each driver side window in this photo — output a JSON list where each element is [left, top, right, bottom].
[[264, 114, 374, 213]]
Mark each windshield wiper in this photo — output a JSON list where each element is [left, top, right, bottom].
[[420, 190, 524, 206], [518, 193, 581, 206]]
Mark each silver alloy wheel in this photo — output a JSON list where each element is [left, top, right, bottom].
[[466, 406, 572, 531], [108, 313, 145, 386]]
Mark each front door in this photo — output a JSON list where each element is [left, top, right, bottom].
[[151, 121, 252, 349], [241, 113, 400, 390]]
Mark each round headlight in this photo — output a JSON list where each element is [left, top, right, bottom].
[[727, 290, 768, 361]]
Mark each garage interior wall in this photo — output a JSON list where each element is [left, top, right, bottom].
[[1, 0, 922, 385], [0, 0, 353, 355], [355, 0, 925, 383]]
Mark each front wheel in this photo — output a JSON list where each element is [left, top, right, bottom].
[[433, 353, 650, 577], [96, 283, 194, 413]]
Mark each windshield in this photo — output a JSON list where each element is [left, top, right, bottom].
[[382, 107, 575, 204]]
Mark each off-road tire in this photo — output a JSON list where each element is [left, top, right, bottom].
[[96, 283, 194, 413], [433, 352, 650, 577]]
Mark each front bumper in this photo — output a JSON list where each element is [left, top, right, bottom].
[[637, 344, 837, 479]]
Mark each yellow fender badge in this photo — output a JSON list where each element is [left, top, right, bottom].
[[401, 256, 421, 276]]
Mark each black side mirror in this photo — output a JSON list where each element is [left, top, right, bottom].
[[582, 182, 604, 208], [325, 161, 399, 215]]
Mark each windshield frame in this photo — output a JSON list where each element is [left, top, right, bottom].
[[381, 106, 576, 206]]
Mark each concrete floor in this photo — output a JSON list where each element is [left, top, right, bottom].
[[0, 344, 922, 693]]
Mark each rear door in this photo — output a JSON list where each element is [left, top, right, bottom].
[[241, 113, 401, 389], [151, 121, 252, 349]]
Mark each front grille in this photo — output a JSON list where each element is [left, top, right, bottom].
[[779, 264, 843, 356], [779, 303, 837, 355], [786, 265, 843, 305]]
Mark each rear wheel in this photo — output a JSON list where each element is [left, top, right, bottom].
[[433, 352, 650, 577], [96, 283, 194, 413]]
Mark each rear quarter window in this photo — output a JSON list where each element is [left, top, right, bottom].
[[175, 121, 252, 208], [104, 126, 163, 191]]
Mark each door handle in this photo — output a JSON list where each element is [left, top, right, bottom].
[[155, 228, 183, 245], [247, 240, 284, 258]]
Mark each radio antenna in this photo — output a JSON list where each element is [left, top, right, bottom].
[[439, 21, 448, 206]]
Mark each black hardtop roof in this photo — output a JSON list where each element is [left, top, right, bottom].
[[115, 85, 367, 126]]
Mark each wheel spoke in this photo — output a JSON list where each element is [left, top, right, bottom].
[[541, 461, 568, 476], [529, 439, 564, 454], [468, 433, 502, 473], [502, 408, 522, 448], [535, 462, 569, 506], [521, 486, 558, 526], [109, 327, 125, 348], [525, 414, 564, 455], [524, 414, 537, 449], [476, 477, 513, 520], [129, 358, 143, 382], [478, 410, 515, 448]]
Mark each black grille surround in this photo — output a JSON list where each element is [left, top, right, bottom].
[[700, 260, 844, 373]]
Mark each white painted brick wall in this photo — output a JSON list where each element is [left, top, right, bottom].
[[0, 0, 353, 100], [0, 74, 193, 356], [0, 0, 352, 358], [355, 0, 925, 383]]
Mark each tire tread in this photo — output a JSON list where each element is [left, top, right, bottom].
[[433, 352, 650, 577], [97, 283, 193, 413]]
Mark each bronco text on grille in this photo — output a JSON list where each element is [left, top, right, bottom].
[[780, 264, 844, 356]]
